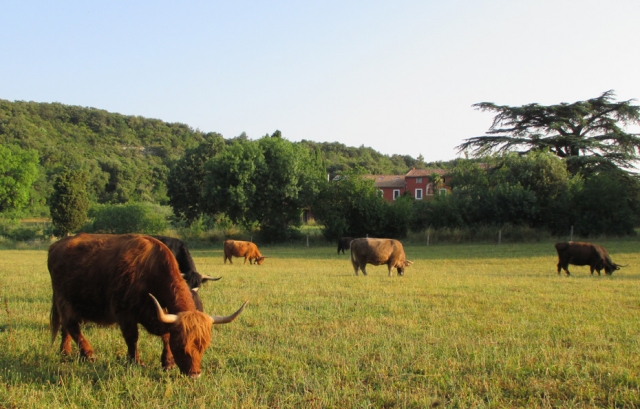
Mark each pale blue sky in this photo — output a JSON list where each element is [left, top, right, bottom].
[[2, 1, 639, 162]]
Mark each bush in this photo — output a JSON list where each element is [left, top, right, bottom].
[[86, 203, 169, 235]]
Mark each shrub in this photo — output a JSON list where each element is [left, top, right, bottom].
[[87, 203, 169, 234]]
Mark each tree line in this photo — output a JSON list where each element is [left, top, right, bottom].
[[1, 91, 639, 241], [0, 99, 434, 219]]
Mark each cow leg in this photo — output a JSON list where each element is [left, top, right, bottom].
[[63, 321, 95, 361], [59, 327, 73, 356], [557, 262, 562, 275], [160, 333, 175, 370], [119, 318, 142, 365]]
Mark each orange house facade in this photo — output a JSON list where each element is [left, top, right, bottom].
[[367, 168, 452, 202]]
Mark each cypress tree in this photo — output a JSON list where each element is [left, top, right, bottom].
[[49, 169, 90, 236]]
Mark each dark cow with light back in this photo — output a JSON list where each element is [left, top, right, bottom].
[[337, 237, 354, 254], [555, 241, 624, 276], [350, 238, 413, 276], [223, 240, 266, 265], [48, 233, 247, 378], [153, 236, 221, 311]]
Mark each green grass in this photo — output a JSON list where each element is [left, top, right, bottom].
[[1, 240, 640, 408]]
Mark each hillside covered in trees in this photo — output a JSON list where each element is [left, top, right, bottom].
[[4, 94, 637, 242], [0, 99, 439, 217]]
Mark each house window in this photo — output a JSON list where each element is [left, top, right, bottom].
[[426, 184, 433, 195], [393, 190, 400, 200], [377, 189, 384, 197], [417, 177, 422, 184], [439, 188, 447, 195], [415, 189, 423, 200]]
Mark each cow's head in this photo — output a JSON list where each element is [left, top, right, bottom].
[[605, 262, 624, 275], [150, 294, 248, 378], [396, 260, 413, 276], [254, 256, 266, 265]]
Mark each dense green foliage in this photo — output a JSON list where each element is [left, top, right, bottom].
[[299, 140, 431, 178], [411, 152, 640, 236], [167, 133, 226, 223], [458, 90, 640, 174], [0, 99, 211, 208], [203, 132, 327, 242], [312, 170, 414, 240], [1, 98, 639, 240], [0, 99, 431, 218], [49, 169, 90, 236], [0, 144, 39, 212], [85, 203, 169, 235]]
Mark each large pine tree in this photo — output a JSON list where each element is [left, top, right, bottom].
[[457, 90, 640, 174]]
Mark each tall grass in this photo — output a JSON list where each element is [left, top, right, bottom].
[[1, 240, 639, 407]]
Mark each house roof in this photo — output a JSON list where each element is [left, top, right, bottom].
[[405, 168, 449, 177], [364, 175, 406, 188]]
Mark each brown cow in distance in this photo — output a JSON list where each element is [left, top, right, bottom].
[[223, 240, 266, 265], [48, 233, 247, 378], [555, 241, 624, 276], [350, 238, 413, 276]]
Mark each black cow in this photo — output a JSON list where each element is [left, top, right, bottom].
[[555, 241, 624, 276], [337, 237, 354, 254], [153, 236, 221, 310]]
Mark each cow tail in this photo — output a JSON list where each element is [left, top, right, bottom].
[[50, 297, 60, 344]]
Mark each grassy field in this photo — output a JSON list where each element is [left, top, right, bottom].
[[1, 239, 640, 408]]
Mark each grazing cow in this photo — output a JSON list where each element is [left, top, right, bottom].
[[555, 241, 624, 276], [350, 238, 413, 276], [337, 237, 354, 255], [153, 236, 221, 311], [223, 240, 266, 265], [48, 233, 247, 378]]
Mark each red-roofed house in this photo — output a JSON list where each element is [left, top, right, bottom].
[[405, 168, 452, 200], [367, 168, 452, 202], [364, 175, 407, 201]]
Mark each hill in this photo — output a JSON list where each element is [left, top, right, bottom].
[[0, 99, 450, 216]]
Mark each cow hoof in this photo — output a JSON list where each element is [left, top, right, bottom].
[[80, 354, 96, 363]]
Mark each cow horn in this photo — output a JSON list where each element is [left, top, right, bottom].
[[210, 300, 249, 324], [149, 293, 179, 324], [405, 260, 414, 267], [201, 275, 222, 282]]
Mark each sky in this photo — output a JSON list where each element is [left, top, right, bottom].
[[1, 0, 639, 162]]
